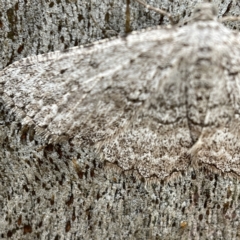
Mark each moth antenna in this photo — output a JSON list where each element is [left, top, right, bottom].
[[134, 0, 174, 25], [220, 16, 240, 23]]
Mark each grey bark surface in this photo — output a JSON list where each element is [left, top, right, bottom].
[[1, 0, 240, 70], [1, 1, 240, 240]]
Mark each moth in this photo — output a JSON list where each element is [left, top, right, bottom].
[[1, 2, 240, 180]]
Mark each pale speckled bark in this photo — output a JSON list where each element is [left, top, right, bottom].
[[0, 0, 240, 70], [1, 1, 240, 240]]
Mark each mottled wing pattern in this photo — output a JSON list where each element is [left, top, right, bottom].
[[1, 3, 240, 180], [100, 20, 240, 178], [100, 45, 192, 178], [1, 31, 172, 141], [0, 28, 187, 179]]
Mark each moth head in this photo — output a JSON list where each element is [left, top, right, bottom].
[[193, 2, 218, 21]]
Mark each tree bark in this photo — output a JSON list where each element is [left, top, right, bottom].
[[1, 0, 240, 70], [1, 1, 240, 239]]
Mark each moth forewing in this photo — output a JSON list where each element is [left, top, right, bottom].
[[1, 3, 240, 180]]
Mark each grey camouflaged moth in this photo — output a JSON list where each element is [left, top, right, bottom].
[[1, 2, 240, 180]]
